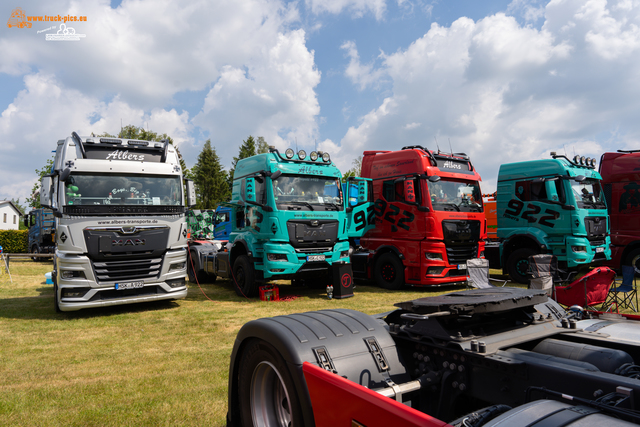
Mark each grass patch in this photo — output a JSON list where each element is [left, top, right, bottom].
[[0, 261, 633, 426]]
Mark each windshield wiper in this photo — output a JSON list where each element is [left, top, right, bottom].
[[323, 202, 342, 211], [287, 201, 315, 211]]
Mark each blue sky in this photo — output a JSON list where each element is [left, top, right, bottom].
[[1, 0, 640, 204]]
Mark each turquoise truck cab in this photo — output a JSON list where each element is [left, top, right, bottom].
[[194, 147, 369, 297], [487, 153, 611, 283]]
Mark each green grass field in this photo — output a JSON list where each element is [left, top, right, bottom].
[[0, 260, 467, 426], [0, 260, 634, 426]]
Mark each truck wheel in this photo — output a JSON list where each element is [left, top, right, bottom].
[[187, 251, 214, 284], [238, 339, 305, 427], [233, 255, 257, 297], [31, 245, 40, 262], [507, 248, 536, 284], [626, 248, 640, 276], [374, 253, 405, 290], [54, 283, 61, 313]]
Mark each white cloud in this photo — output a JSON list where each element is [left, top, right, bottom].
[[333, 1, 640, 191], [341, 40, 387, 90], [306, 0, 387, 20]]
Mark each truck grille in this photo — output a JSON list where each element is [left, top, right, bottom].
[[446, 244, 479, 265], [286, 220, 339, 249], [92, 257, 163, 283]]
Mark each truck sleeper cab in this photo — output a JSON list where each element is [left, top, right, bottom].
[[41, 132, 193, 312], [486, 153, 611, 283], [352, 145, 486, 289], [203, 147, 368, 297]]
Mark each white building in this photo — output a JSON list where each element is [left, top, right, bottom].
[[0, 200, 23, 230]]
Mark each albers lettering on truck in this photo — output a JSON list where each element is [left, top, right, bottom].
[[187, 147, 371, 297], [40, 132, 197, 312]]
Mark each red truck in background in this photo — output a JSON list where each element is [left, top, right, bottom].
[[599, 150, 640, 273], [350, 145, 485, 288]]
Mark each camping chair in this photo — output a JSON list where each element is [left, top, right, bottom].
[[528, 254, 557, 297], [467, 258, 508, 289], [604, 265, 638, 312], [555, 267, 616, 310]]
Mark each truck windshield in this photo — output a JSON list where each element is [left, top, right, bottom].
[[571, 179, 606, 209], [63, 174, 182, 206], [427, 179, 482, 212], [272, 175, 343, 211]]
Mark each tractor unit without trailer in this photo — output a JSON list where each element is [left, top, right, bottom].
[[350, 145, 485, 289], [40, 132, 196, 312], [187, 147, 370, 296], [227, 287, 640, 427], [484, 153, 611, 283], [599, 150, 640, 273], [24, 208, 55, 258]]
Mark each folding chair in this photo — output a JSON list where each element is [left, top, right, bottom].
[[555, 267, 616, 310], [466, 258, 507, 289], [528, 254, 556, 297], [604, 265, 638, 312]]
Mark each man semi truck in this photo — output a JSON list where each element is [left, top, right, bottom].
[[599, 150, 640, 273], [351, 145, 485, 289], [187, 147, 370, 297], [40, 132, 195, 312], [484, 153, 611, 283]]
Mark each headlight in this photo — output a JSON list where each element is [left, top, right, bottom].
[[571, 246, 587, 253], [340, 251, 350, 258], [169, 262, 186, 272], [61, 270, 85, 279], [425, 252, 443, 261], [267, 253, 288, 262]]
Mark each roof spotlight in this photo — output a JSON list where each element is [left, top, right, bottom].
[[285, 148, 294, 159], [322, 152, 330, 162], [573, 155, 580, 164], [580, 156, 586, 165], [298, 150, 306, 160], [310, 151, 318, 161], [591, 158, 596, 167]]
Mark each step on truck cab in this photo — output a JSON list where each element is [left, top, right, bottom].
[[188, 147, 370, 297], [351, 145, 486, 288], [484, 153, 611, 283], [599, 150, 640, 273], [40, 132, 196, 312]]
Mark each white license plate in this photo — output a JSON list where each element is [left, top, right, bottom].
[[596, 247, 604, 253], [307, 255, 325, 262], [115, 281, 144, 290], [458, 264, 467, 270]]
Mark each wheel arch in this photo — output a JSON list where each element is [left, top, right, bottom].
[[372, 245, 404, 267], [230, 240, 249, 268], [501, 234, 542, 266], [621, 242, 640, 269]]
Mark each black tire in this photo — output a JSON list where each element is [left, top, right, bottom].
[[374, 252, 405, 290], [31, 245, 40, 262], [54, 283, 61, 313], [233, 255, 257, 297], [507, 247, 537, 284], [625, 248, 640, 276], [187, 251, 214, 284], [238, 339, 305, 427]]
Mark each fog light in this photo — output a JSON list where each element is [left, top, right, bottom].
[[425, 252, 443, 261], [61, 288, 89, 298], [571, 246, 587, 253], [267, 253, 288, 262], [167, 278, 185, 288], [426, 267, 445, 275], [270, 269, 285, 273], [169, 262, 186, 272]]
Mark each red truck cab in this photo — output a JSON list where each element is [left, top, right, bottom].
[[599, 150, 640, 272], [351, 145, 486, 288]]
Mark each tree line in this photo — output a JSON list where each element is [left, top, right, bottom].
[[25, 125, 362, 211]]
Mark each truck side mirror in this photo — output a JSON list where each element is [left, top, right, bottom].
[[574, 175, 586, 182], [245, 177, 256, 202], [59, 168, 71, 182], [404, 179, 416, 203], [270, 170, 282, 180], [40, 176, 52, 208], [545, 180, 559, 202], [185, 179, 197, 207], [428, 175, 441, 183]]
